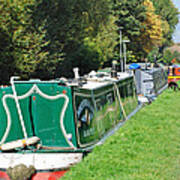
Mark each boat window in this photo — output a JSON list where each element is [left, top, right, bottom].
[[119, 86, 126, 98], [173, 68, 175, 75], [95, 99, 102, 111], [106, 93, 113, 104]]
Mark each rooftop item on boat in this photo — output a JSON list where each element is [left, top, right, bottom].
[[129, 63, 141, 70]]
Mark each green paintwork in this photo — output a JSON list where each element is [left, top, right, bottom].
[[0, 85, 34, 142], [117, 77, 138, 116], [0, 76, 138, 151], [74, 76, 138, 147], [153, 69, 167, 94], [30, 83, 76, 147], [0, 82, 77, 148]]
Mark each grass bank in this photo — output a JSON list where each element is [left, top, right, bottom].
[[62, 89, 180, 180]]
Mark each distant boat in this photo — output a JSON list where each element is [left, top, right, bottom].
[[168, 64, 180, 90], [132, 63, 168, 103]]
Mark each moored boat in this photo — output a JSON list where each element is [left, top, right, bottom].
[[168, 64, 180, 89], [133, 64, 168, 102], [0, 69, 140, 179]]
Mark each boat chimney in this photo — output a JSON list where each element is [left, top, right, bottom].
[[73, 67, 79, 79], [111, 60, 118, 78]]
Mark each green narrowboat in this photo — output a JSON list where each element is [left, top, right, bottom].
[[0, 70, 140, 179]]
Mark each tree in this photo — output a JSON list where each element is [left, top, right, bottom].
[[150, 0, 179, 47], [112, 0, 179, 62], [0, 1, 17, 83], [163, 49, 176, 64], [147, 47, 161, 63], [113, 0, 147, 60], [0, 0, 59, 80], [32, 0, 114, 77], [139, 0, 163, 54], [83, 16, 118, 67]]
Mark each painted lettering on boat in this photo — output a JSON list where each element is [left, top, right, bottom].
[[83, 128, 95, 138]]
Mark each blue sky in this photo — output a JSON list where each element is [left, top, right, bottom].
[[172, 0, 180, 43]]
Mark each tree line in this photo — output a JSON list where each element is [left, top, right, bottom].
[[0, 0, 179, 83]]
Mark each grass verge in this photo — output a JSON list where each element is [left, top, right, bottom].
[[61, 89, 180, 180]]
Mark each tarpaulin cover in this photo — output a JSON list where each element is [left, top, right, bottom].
[[129, 63, 141, 70]]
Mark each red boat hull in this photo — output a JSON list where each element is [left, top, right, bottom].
[[0, 170, 67, 180], [0, 171, 10, 180], [32, 171, 67, 180]]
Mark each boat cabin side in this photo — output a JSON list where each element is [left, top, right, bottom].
[[0, 74, 138, 152], [134, 67, 167, 101]]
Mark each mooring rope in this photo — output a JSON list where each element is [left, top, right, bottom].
[[113, 82, 127, 120]]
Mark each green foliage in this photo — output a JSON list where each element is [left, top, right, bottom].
[[0, 2, 17, 83], [61, 42, 101, 77], [30, 0, 115, 78], [0, 0, 114, 81], [147, 48, 161, 63], [0, 28, 15, 84], [151, 0, 179, 48], [163, 49, 180, 65], [113, 0, 147, 60], [112, 0, 179, 62], [140, 0, 163, 53], [61, 90, 180, 180], [83, 16, 118, 67], [0, 0, 179, 82], [0, 0, 62, 80], [147, 0, 179, 62], [125, 51, 137, 63]]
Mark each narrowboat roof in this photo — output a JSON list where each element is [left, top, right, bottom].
[[11, 71, 133, 91], [80, 72, 133, 90]]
